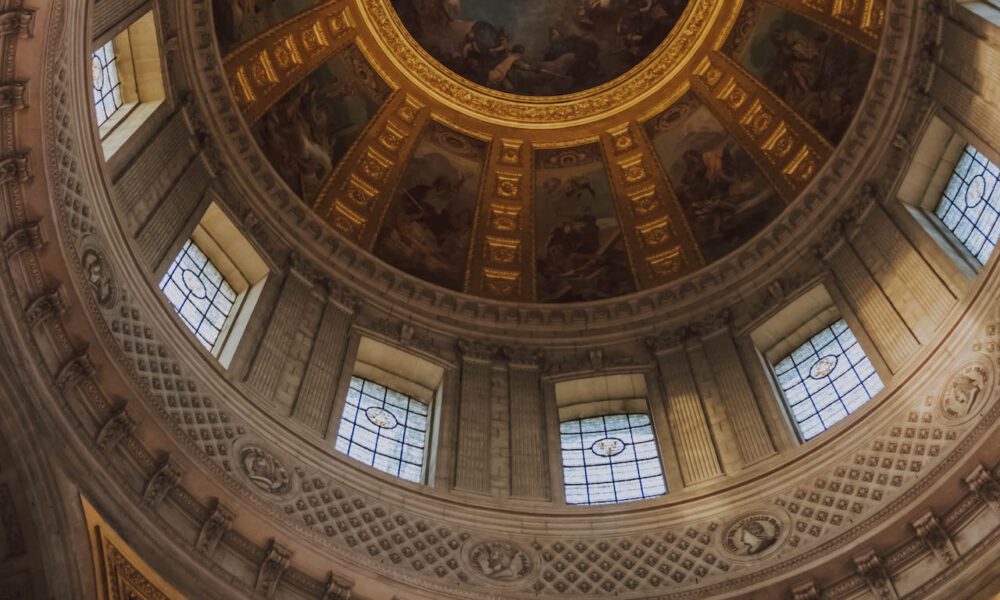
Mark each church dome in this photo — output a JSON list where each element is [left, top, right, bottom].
[[0, 0, 999, 598]]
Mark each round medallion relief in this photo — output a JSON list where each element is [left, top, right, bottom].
[[237, 444, 293, 496], [939, 359, 994, 424], [462, 540, 534, 587], [80, 242, 118, 309], [719, 511, 789, 561]]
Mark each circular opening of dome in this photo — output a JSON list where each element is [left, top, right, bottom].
[[390, 0, 691, 97]]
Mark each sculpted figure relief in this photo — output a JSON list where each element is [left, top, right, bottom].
[[722, 513, 784, 559], [941, 363, 991, 422], [239, 445, 292, 495], [466, 542, 533, 583]]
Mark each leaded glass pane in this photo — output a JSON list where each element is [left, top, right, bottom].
[[935, 145, 1000, 264], [158, 240, 239, 351], [92, 40, 125, 127], [335, 376, 430, 483], [559, 413, 667, 506], [774, 319, 884, 441]]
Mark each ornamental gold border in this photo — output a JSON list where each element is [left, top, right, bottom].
[[352, 0, 738, 128]]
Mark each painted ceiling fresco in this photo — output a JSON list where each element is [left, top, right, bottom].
[[212, 0, 321, 54], [220, 0, 883, 303], [391, 0, 690, 96]]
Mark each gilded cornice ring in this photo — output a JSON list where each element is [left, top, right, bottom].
[[354, 0, 736, 129]]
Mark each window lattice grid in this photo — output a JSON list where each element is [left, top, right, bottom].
[[91, 40, 125, 127], [560, 413, 667, 506], [335, 377, 430, 483], [774, 319, 884, 441], [158, 240, 239, 352], [935, 145, 1000, 264]]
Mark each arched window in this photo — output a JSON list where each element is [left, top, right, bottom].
[[752, 285, 885, 442], [555, 374, 667, 505], [333, 337, 444, 483], [158, 202, 268, 365], [773, 319, 884, 440], [934, 145, 1000, 264], [560, 413, 666, 505], [335, 376, 430, 483], [90, 11, 166, 157]]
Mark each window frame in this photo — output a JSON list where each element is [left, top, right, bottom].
[[334, 376, 434, 484], [558, 411, 667, 506], [931, 144, 1000, 266], [771, 318, 885, 442]]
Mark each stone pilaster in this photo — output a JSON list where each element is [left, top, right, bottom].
[[92, 0, 148, 40], [828, 244, 919, 373], [650, 342, 723, 486], [852, 206, 955, 344], [704, 332, 777, 465], [453, 342, 495, 495], [291, 295, 356, 434], [685, 341, 740, 474], [135, 156, 210, 271], [245, 269, 314, 400], [507, 352, 549, 500]]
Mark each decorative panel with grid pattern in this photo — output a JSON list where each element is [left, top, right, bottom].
[[335, 377, 430, 483], [158, 240, 239, 351], [774, 319, 884, 441], [560, 414, 667, 505], [91, 40, 124, 127], [935, 145, 1000, 264]]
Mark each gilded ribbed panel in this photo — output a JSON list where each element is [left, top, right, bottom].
[[657, 350, 723, 486], [705, 334, 776, 465], [830, 245, 919, 373], [454, 359, 492, 494], [508, 366, 549, 500], [245, 272, 313, 398], [292, 303, 353, 433]]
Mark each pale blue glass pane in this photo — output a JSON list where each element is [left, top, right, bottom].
[[774, 319, 883, 441], [334, 376, 431, 483], [560, 413, 667, 505], [935, 146, 1000, 264], [158, 240, 240, 352]]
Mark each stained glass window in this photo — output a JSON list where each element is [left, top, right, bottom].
[[560, 413, 666, 505], [774, 319, 883, 441], [935, 145, 1000, 264], [159, 240, 239, 351], [92, 40, 125, 127], [335, 377, 430, 483]]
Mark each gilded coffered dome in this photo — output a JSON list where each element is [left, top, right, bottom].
[[3, 0, 1000, 598], [220, 0, 880, 302]]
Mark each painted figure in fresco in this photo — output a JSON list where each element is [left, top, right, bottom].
[[256, 78, 357, 200], [742, 9, 875, 143], [392, 0, 689, 96], [675, 140, 775, 255], [375, 151, 478, 290], [536, 175, 633, 302]]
